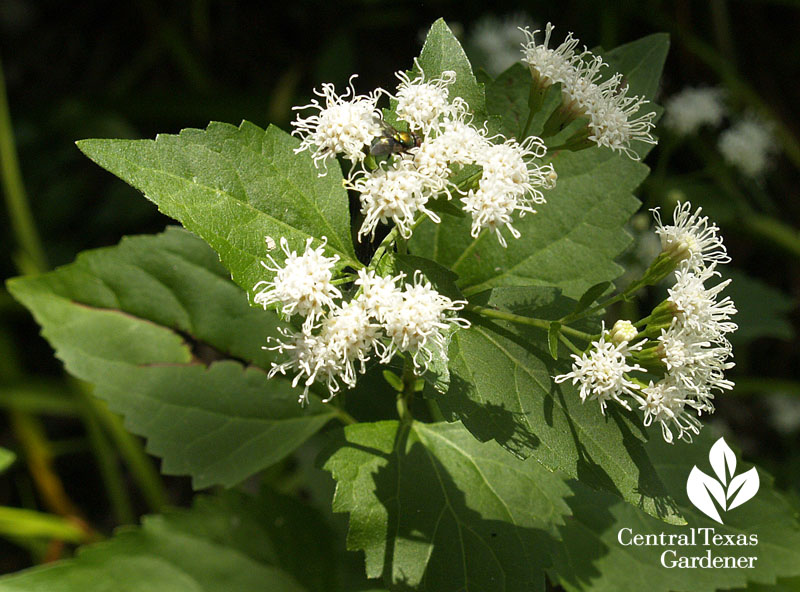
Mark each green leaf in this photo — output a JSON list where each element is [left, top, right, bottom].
[[77, 121, 359, 297], [485, 64, 563, 141], [721, 269, 795, 345], [0, 448, 15, 473], [549, 428, 800, 592], [7, 228, 338, 488], [322, 419, 572, 592], [418, 19, 487, 123], [410, 147, 645, 300], [547, 322, 560, 360], [435, 287, 683, 525], [574, 281, 612, 315], [0, 491, 319, 592], [602, 33, 670, 105]]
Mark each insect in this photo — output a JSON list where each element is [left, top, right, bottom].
[[369, 118, 421, 156]]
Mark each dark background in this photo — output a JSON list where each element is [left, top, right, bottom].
[[1, 0, 798, 576]]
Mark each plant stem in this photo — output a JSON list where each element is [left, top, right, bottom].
[[75, 395, 135, 524], [467, 305, 595, 342], [558, 333, 583, 356], [396, 356, 415, 424], [0, 57, 47, 275], [87, 393, 168, 512], [332, 406, 358, 425]]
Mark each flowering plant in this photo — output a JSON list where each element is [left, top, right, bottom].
[[5, 18, 800, 592]]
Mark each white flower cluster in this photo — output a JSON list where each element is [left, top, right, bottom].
[[664, 87, 726, 136], [255, 240, 468, 403], [718, 117, 776, 178], [520, 23, 657, 160], [555, 202, 737, 443], [291, 63, 557, 247]]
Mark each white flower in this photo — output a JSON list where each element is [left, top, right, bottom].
[[657, 320, 734, 402], [291, 75, 382, 172], [520, 23, 584, 88], [431, 118, 489, 165], [348, 162, 440, 241], [521, 23, 657, 160], [354, 268, 404, 324], [461, 135, 556, 247], [319, 299, 384, 395], [652, 201, 730, 270], [253, 237, 341, 330], [380, 272, 469, 372], [718, 117, 776, 178], [587, 82, 657, 159], [609, 319, 638, 344], [267, 329, 344, 405], [664, 87, 726, 136], [461, 178, 534, 247], [554, 329, 645, 413], [667, 264, 737, 341], [635, 378, 703, 443], [469, 13, 535, 76], [394, 62, 467, 134]]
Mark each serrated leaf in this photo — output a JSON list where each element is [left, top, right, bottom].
[[410, 147, 644, 300], [322, 420, 572, 592], [0, 448, 15, 473], [7, 228, 338, 488], [433, 287, 682, 525], [77, 121, 359, 298], [418, 19, 487, 123], [549, 428, 800, 592], [0, 491, 321, 592]]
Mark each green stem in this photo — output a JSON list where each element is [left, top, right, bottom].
[[558, 333, 583, 356], [86, 392, 168, 512], [396, 356, 415, 424], [75, 394, 135, 524], [739, 214, 800, 259], [332, 406, 358, 425], [0, 57, 47, 275], [467, 305, 595, 342]]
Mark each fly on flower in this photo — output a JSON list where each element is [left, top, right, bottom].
[[369, 117, 422, 157]]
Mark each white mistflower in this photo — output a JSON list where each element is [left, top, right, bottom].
[[253, 237, 341, 330], [381, 272, 469, 372], [394, 62, 467, 134], [318, 299, 384, 394], [354, 268, 404, 324], [520, 23, 583, 88], [636, 378, 703, 443], [521, 23, 657, 159], [291, 76, 382, 172], [664, 87, 726, 136], [718, 117, 776, 177], [462, 135, 556, 246], [432, 118, 490, 165], [267, 329, 344, 405], [554, 329, 645, 413], [469, 13, 535, 76], [461, 178, 534, 247], [609, 319, 638, 344], [349, 162, 440, 241], [587, 85, 658, 159], [652, 201, 730, 271], [667, 264, 737, 341], [657, 321, 734, 401]]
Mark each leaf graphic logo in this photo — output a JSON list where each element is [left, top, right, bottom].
[[686, 437, 760, 524]]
